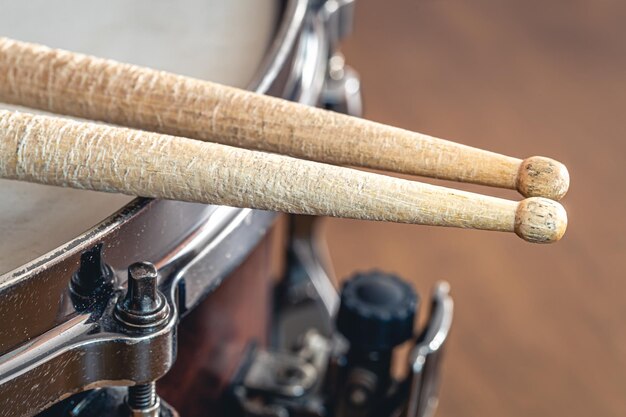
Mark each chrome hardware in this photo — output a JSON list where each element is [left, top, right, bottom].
[[234, 279, 453, 417], [405, 282, 454, 417], [243, 350, 319, 398], [115, 262, 171, 417], [0, 0, 314, 411], [115, 262, 170, 330], [322, 53, 363, 117], [0, 2, 453, 416]]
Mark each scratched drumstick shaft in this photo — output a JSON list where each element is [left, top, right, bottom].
[[0, 37, 569, 200], [0, 111, 566, 243]]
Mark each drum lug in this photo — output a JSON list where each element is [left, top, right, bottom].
[[321, 52, 363, 117], [317, 0, 362, 117], [0, 259, 179, 416], [319, 0, 356, 49]]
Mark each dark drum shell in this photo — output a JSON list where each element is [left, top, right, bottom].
[[158, 228, 277, 417], [0, 0, 334, 415]]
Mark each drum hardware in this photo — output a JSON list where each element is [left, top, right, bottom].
[[404, 283, 453, 417], [69, 243, 116, 311], [0, 207, 276, 416], [0, 1, 569, 416], [321, 0, 355, 50], [228, 272, 453, 417], [4, 230, 179, 416], [274, 215, 340, 346], [287, 2, 330, 105], [114, 262, 170, 330], [0, 253, 179, 417], [0, 201, 278, 416], [321, 52, 362, 116], [275, 0, 353, 106], [241, 349, 320, 398], [115, 264, 170, 415], [37, 387, 179, 417]]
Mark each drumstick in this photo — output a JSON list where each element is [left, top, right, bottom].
[[0, 110, 566, 243], [0, 37, 569, 201]]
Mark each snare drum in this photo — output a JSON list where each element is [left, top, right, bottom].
[[0, 0, 282, 274], [0, 1, 338, 415]]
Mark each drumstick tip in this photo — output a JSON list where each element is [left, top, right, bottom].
[[514, 197, 568, 243], [517, 156, 570, 200]]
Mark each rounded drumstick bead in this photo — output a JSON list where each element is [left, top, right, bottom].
[[516, 156, 570, 200], [514, 197, 568, 243]]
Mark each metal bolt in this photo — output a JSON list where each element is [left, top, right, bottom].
[[115, 262, 169, 329], [128, 383, 156, 409], [127, 383, 159, 417], [116, 261, 172, 417], [343, 368, 377, 409]]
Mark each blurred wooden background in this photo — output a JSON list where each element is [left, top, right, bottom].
[[326, 1, 626, 416]]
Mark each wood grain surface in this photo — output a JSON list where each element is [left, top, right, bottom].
[[0, 37, 568, 200], [327, 1, 626, 416], [0, 110, 566, 242]]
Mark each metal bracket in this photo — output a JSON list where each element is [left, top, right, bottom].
[[0, 264, 178, 416], [405, 282, 454, 417]]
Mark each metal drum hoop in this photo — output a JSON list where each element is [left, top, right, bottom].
[[0, 0, 346, 415]]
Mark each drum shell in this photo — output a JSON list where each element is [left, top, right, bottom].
[[158, 226, 279, 417], [0, 0, 283, 276], [0, 0, 310, 356], [0, 0, 333, 415]]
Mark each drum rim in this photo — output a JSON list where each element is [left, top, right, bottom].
[[0, 0, 308, 283], [0, 1, 337, 414], [0, 0, 317, 351]]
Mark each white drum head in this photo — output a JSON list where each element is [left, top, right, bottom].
[[0, 0, 280, 274]]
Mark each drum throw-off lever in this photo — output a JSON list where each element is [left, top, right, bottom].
[[229, 271, 453, 417], [334, 272, 419, 415]]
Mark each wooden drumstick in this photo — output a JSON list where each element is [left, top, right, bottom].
[[0, 37, 569, 200], [0, 110, 567, 243]]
